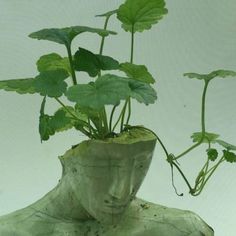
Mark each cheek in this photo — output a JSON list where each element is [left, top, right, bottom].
[[79, 176, 110, 209]]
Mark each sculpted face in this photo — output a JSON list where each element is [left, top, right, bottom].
[[73, 141, 154, 224]]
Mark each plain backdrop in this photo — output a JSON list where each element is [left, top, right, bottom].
[[0, 0, 236, 235]]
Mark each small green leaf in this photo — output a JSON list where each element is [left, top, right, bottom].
[[120, 62, 155, 84], [34, 69, 69, 98], [29, 26, 117, 47], [96, 9, 118, 18], [117, 0, 168, 33], [37, 53, 71, 75], [206, 148, 218, 161], [184, 70, 236, 82], [74, 47, 119, 77], [223, 150, 236, 163], [39, 97, 55, 141], [128, 79, 157, 104], [0, 78, 36, 94], [214, 139, 236, 151], [39, 114, 55, 141], [191, 132, 220, 143], [66, 74, 130, 110]]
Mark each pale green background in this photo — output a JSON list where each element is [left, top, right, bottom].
[[0, 0, 235, 235]]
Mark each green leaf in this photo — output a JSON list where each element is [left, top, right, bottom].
[[206, 148, 218, 161], [117, 0, 168, 33], [96, 55, 119, 71], [214, 139, 236, 151], [39, 97, 55, 141], [128, 79, 157, 104], [75, 104, 100, 130], [37, 53, 71, 75], [50, 109, 73, 132], [66, 74, 130, 110], [34, 69, 69, 98], [184, 70, 236, 82], [120, 62, 155, 84], [74, 47, 119, 77], [96, 9, 118, 18], [29, 26, 117, 47], [191, 132, 220, 143], [223, 150, 236, 163], [0, 78, 36, 94]]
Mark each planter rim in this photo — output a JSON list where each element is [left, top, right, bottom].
[[83, 127, 156, 145]]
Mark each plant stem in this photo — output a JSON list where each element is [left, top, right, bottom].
[[102, 107, 109, 134], [109, 104, 118, 132], [174, 80, 210, 160], [54, 98, 95, 132], [66, 45, 77, 85], [122, 26, 135, 128], [99, 16, 110, 55], [120, 100, 128, 132], [125, 98, 131, 126], [193, 156, 224, 196]]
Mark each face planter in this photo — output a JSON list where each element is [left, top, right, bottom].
[[60, 129, 157, 224]]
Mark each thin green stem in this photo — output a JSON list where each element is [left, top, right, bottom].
[[54, 98, 96, 133], [172, 161, 194, 193], [120, 100, 128, 132], [125, 98, 131, 126], [201, 80, 209, 134], [66, 45, 77, 85], [102, 107, 109, 134], [193, 156, 224, 196], [109, 105, 118, 132], [174, 81, 210, 160], [99, 16, 110, 55]]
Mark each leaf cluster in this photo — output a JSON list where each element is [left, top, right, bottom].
[[0, 0, 168, 141]]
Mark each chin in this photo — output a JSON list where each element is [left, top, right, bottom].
[[93, 209, 126, 225]]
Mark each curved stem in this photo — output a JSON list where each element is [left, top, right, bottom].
[[109, 105, 118, 132], [66, 45, 77, 85], [54, 98, 96, 132], [174, 81, 210, 160], [102, 107, 109, 134], [120, 100, 128, 132], [125, 98, 131, 126], [193, 156, 224, 196], [99, 16, 110, 55]]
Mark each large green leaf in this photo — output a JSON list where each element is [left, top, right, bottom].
[[191, 132, 220, 143], [34, 69, 69, 98], [74, 47, 119, 77], [128, 79, 157, 104], [120, 62, 155, 84], [66, 74, 130, 109], [37, 53, 71, 75], [117, 0, 168, 33], [29, 26, 117, 47], [0, 78, 36, 94], [184, 70, 236, 82]]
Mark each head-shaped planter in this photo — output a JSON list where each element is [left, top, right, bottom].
[[60, 129, 157, 225]]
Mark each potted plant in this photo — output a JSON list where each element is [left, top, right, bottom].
[[0, 0, 235, 235]]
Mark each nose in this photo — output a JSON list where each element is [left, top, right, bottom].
[[108, 171, 133, 200]]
